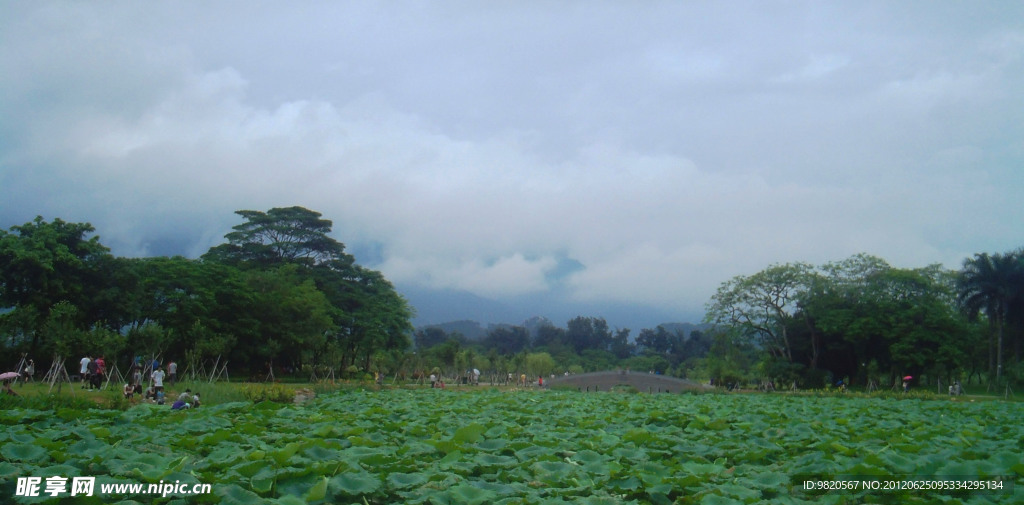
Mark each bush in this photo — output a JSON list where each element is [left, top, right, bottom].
[[241, 384, 294, 403]]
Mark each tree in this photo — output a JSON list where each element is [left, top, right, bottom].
[[117, 256, 255, 361], [707, 254, 970, 387], [681, 330, 710, 360], [533, 323, 566, 349], [704, 329, 753, 386], [525, 352, 556, 377], [483, 325, 530, 356], [0, 217, 114, 357], [609, 327, 634, 359], [637, 326, 671, 354], [958, 250, 1024, 380], [565, 316, 612, 354], [335, 266, 413, 371], [414, 327, 449, 350], [203, 207, 414, 373], [204, 206, 352, 268], [243, 265, 334, 369], [705, 263, 814, 363]]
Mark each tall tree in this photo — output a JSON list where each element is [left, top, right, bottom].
[[958, 250, 1024, 380], [483, 326, 531, 356], [609, 327, 634, 359], [414, 327, 449, 350], [637, 326, 671, 354], [705, 263, 814, 363], [204, 206, 352, 268], [533, 323, 566, 349], [203, 207, 413, 371], [565, 316, 612, 354]]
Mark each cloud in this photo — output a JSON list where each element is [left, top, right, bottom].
[[2, 2, 1023, 327]]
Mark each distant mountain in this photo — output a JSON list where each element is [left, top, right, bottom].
[[416, 317, 710, 342]]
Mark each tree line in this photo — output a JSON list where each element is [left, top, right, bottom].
[[704, 251, 1024, 389], [409, 317, 712, 383], [2, 207, 1020, 389], [0, 207, 413, 378]]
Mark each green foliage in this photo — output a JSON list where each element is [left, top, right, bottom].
[[241, 384, 296, 403], [524, 351, 556, 377], [0, 217, 114, 357], [0, 208, 414, 381], [702, 253, 1018, 390], [958, 249, 1024, 381], [1, 390, 1021, 503]]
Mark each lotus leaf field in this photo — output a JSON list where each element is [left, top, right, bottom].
[[1, 389, 1022, 504]]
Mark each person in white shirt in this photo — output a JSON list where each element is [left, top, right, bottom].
[[80, 356, 91, 384], [152, 366, 166, 394]]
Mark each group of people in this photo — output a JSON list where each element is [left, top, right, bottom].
[[949, 380, 963, 396], [117, 361, 200, 410], [78, 355, 107, 390]]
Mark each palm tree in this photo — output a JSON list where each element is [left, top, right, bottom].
[[957, 250, 1024, 380]]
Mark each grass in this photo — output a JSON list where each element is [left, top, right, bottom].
[[1, 377, 412, 409], [3, 375, 1017, 412]]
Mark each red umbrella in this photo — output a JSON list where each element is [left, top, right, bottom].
[[0, 372, 19, 380], [903, 375, 913, 381]]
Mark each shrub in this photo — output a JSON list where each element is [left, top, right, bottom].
[[241, 384, 294, 403]]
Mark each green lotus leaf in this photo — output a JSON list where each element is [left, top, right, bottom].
[[453, 423, 487, 444], [611, 446, 648, 462], [250, 466, 278, 494], [475, 438, 508, 452], [331, 471, 381, 496], [216, 484, 264, 505], [304, 475, 329, 502], [388, 472, 428, 490], [444, 483, 498, 505], [0, 461, 23, 480], [698, 493, 738, 505], [515, 445, 556, 463], [273, 496, 307, 505], [572, 449, 607, 465], [532, 460, 577, 485], [607, 475, 641, 492], [2, 443, 49, 463], [270, 474, 318, 500], [226, 460, 268, 479], [271, 441, 305, 466], [8, 432, 36, 444], [476, 453, 518, 469]]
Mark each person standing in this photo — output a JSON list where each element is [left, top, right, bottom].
[[168, 361, 178, 384], [22, 359, 34, 384], [132, 365, 143, 394], [152, 366, 166, 397], [80, 355, 91, 386], [86, 358, 99, 390], [95, 356, 107, 390]]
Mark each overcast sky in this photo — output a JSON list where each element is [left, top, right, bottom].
[[2, 2, 1023, 330]]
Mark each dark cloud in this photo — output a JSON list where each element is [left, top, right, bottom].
[[2, 2, 1022, 328]]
